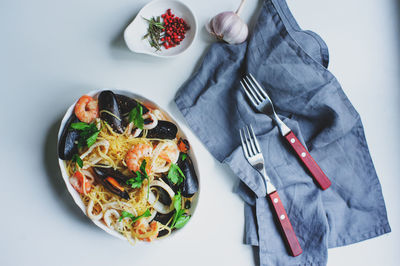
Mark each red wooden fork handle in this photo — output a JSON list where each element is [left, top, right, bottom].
[[284, 131, 331, 190], [268, 191, 302, 257]]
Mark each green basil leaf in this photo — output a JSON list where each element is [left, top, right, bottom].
[[181, 153, 187, 161], [171, 192, 182, 227], [71, 154, 83, 168], [174, 214, 190, 229], [132, 209, 152, 223], [126, 172, 143, 189], [173, 191, 181, 212], [70, 122, 90, 130], [129, 105, 144, 130], [143, 209, 151, 217], [140, 160, 148, 178], [86, 130, 100, 147], [119, 211, 135, 222], [126, 177, 142, 188], [168, 164, 185, 185], [135, 170, 142, 179]]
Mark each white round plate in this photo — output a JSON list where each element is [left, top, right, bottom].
[[57, 89, 200, 242]]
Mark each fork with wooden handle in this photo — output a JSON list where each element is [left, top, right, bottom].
[[240, 125, 302, 257], [240, 74, 331, 190]]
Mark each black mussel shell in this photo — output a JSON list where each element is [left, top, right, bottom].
[[98, 90, 124, 134], [161, 175, 180, 193], [178, 154, 199, 198], [115, 94, 149, 115], [155, 186, 172, 206], [93, 166, 130, 200], [145, 120, 177, 139], [153, 211, 175, 225], [58, 114, 80, 160], [157, 229, 170, 238], [92, 166, 131, 183], [184, 200, 191, 209]]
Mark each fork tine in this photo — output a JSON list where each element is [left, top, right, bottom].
[[243, 126, 255, 157], [248, 73, 268, 99], [241, 78, 261, 105], [249, 125, 261, 153], [246, 125, 258, 157], [240, 81, 259, 106], [239, 128, 250, 158], [245, 75, 265, 101]]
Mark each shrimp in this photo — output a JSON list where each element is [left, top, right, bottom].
[[125, 143, 153, 173], [74, 95, 99, 123], [158, 142, 179, 164], [133, 219, 159, 242], [69, 171, 92, 194], [151, 141, 180, 173]]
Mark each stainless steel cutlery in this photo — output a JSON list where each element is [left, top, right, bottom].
[[240, 125, 302, 257], [240, 74, 331, 190]]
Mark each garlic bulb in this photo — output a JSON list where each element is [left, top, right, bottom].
[[206, 0, 248, 44]]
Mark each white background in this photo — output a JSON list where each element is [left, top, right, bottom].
[[0, 0, 399, 265]]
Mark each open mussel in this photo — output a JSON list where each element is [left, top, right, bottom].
[[152, 212, 175, 226], [145, 120, 177, 139], [115, 94, 150, 128], [161, 175, 180, 193], [98, 90, 124, 134], [93, 166, 130, 200], [115, 94, 149, 116], [58, 114, 80, 160], [157, 185, 173, 206], [178, 154, 199, 198], [152, 211, 175, 237]]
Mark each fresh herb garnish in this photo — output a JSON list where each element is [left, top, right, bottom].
[[174, 213, 191, 229], [119, 209, 151, 223], [126, 160, 150, 198], [71, 154, 83, 168], [70, 122, 91, 130], [70, 122, 100, 148], [167, 163, 185, 185], [86, 130, 100, 147], [129, 105, 144, 130], [126, 173, 144, 189], [181, 153, 187, 161], [143, 16, 164, 51], [171, 191, 190, 229], [119, 211, 135, 221]]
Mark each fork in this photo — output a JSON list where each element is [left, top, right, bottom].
[[240, 125, 302, 257], [240, 74, 331, 190]]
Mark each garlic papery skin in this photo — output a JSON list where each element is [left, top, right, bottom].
[[206, 0, 248, 44]]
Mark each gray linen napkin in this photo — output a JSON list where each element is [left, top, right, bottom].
[[175, 0, 391, 265]]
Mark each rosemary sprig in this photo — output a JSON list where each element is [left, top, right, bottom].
[[142, 16, 165, 51]]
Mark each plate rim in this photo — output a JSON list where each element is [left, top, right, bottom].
[[57, 88, 201, 243]]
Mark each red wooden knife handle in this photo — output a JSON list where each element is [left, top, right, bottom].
[[284, 131, 331, 190], [268, 191, 302, 257]]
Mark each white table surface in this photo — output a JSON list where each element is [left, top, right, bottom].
[[1, 0, 399, 265]]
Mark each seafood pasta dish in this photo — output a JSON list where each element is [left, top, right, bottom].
[[58, 90, 199, 243]]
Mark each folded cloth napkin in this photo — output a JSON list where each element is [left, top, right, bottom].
[[175, 0, 391, 265]]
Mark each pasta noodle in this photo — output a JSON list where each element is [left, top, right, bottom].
[[59, 91, 196, 244], [65, 119, 177, 243]]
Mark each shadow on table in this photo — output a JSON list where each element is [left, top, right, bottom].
[[109, 12, 162, 63], [43, 117, 90, 225]]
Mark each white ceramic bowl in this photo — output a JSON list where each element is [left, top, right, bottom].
[[57, 89, 200, 242], [124, 0, 197, 58]]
